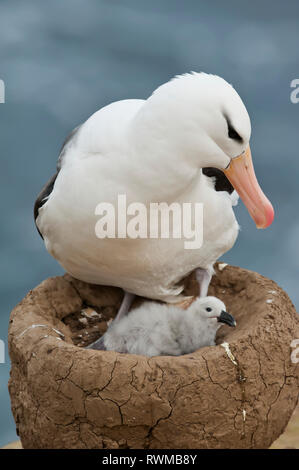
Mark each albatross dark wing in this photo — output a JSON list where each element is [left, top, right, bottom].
[[33, 171, 59, 239], [57, 125, 81, 171], [34, 125, 81, 239]]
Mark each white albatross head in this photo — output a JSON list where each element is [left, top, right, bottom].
[[133, 72, 274, 229]]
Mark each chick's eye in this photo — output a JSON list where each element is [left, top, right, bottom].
[[206, 307, 212, 312]]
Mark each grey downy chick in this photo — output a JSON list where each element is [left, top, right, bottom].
[[89, 296, 236, 357]]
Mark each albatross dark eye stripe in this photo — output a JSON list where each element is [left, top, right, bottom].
[[224, 114, 243, 142], [228, 124, 243, 142]]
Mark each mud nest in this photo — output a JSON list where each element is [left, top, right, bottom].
[[8, 263, 299, 449]]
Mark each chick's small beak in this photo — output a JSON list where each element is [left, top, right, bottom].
[[218, 310, 236, 328], [223, 145, 274, 229]]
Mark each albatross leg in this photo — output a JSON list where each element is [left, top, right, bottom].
[[114, 291, 135, 323], [86, 335, 106, 350], [85, 291, 135, 350], [195, 267, 213, 298]]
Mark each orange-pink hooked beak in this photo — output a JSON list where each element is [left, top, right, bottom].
[[223, 146, 274, 229]]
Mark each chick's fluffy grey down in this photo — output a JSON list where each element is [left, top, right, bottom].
[[102, 296, 233, 357]]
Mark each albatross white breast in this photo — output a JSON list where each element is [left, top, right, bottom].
[[35, 72, 274, 305]]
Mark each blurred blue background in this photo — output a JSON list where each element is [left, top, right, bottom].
[[0, 0, 298, 447]]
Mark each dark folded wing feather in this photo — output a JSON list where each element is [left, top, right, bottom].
[[34, 125, 81, 238], [202, 167, 234, 194], [57, 125, 81, 170], [33, 172, 59, 238]]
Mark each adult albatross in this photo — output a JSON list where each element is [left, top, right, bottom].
[[34, 72, 274, 349]]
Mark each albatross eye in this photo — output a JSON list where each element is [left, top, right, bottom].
[[227, 121, 243, 142], [206, 307, 212, 312]]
